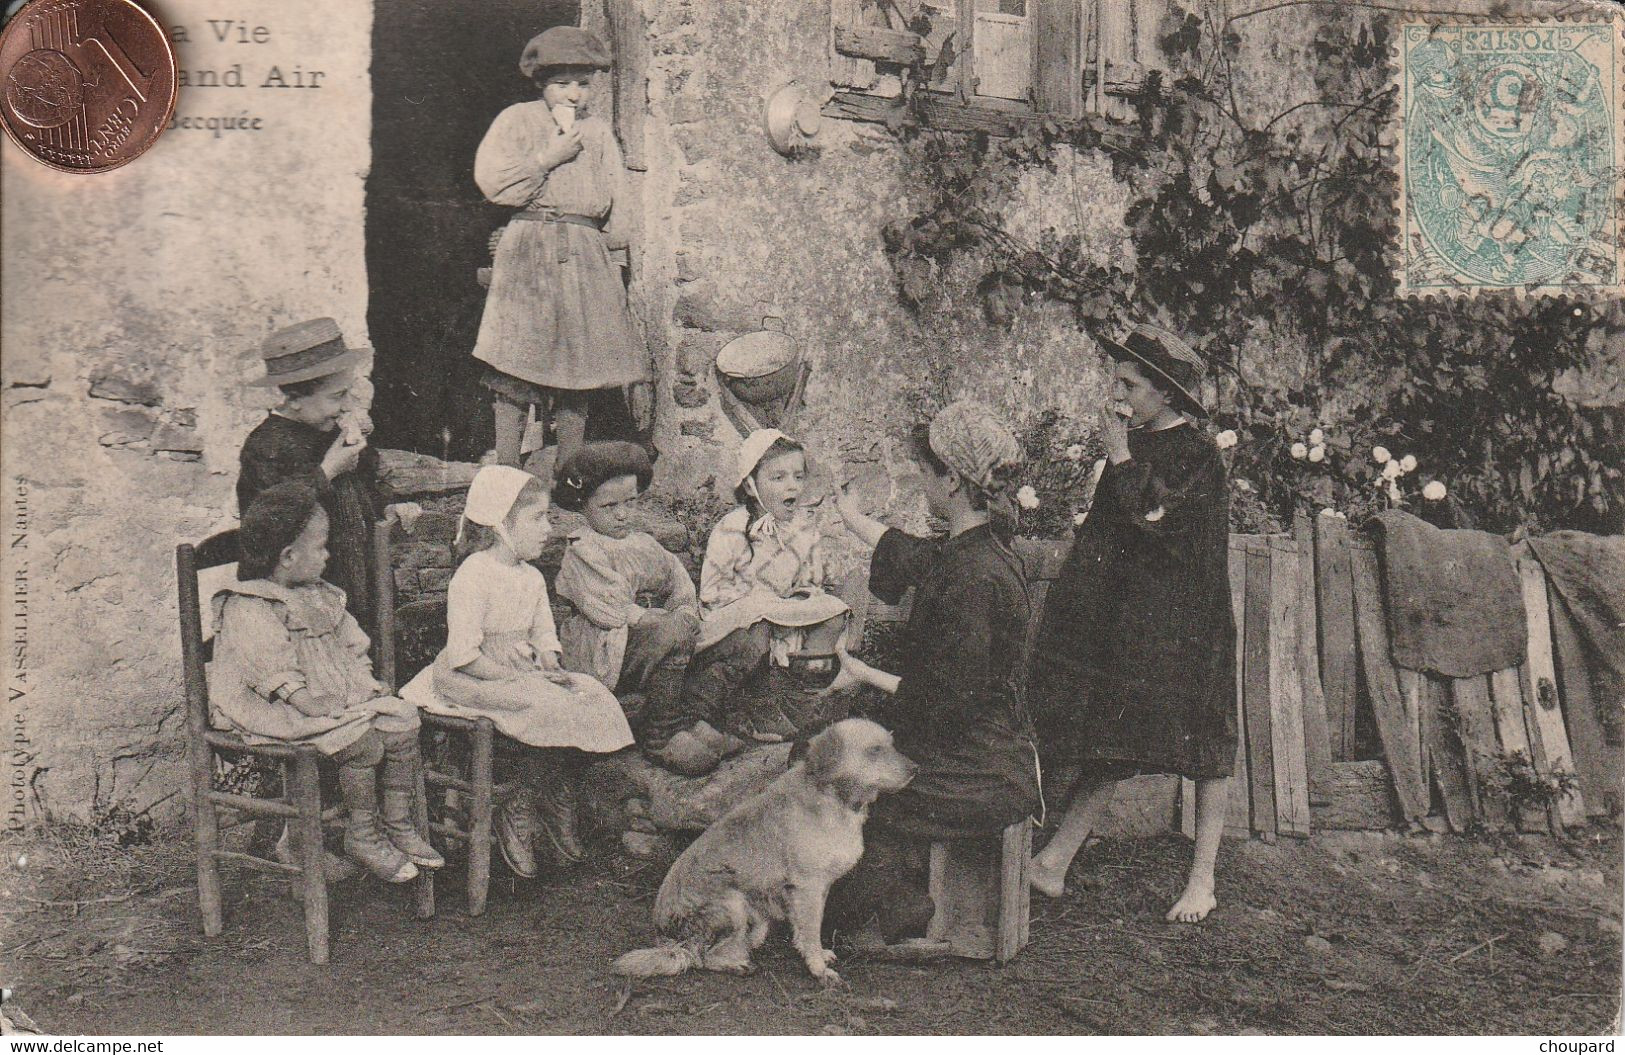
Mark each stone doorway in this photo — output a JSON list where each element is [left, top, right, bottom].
[[364, 0, 580, 460]]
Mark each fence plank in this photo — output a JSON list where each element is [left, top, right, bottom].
[[1397, 668, 1431, 795], [1269, 539, 1312, 837], [1546, 582, 1615, 816], [1315, 515, 1358, 760], [1313, 759, 1399, 830], [1451, 675, 1508, 829], [1517, 559, 1586, 827], [1422, 674, 1474, 832], [1243, 540, 1278, 840], [1349, 542, 1428, 825], [1292, 512, 1333, 801], [1225, 540, 1251, 838], [1488, 665, 1546, 834]]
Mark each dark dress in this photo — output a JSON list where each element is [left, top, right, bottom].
[[1030, 422, 1237, 779], [867, 524, 1042, 840], [237, 415, 381, 636]]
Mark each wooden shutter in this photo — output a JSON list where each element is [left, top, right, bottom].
[[1095, 0, 1135, 119], [972, 3, 1033, 101], [1034, 0, 1083, 116], [830, 0, 878, 90]]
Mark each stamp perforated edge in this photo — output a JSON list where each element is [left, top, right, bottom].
[[1389, 5, 1625, 300]]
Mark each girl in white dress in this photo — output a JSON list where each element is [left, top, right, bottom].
[[403, 465, 631, 878]]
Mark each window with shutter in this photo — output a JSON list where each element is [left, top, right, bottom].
[[827, 0, 1178, 131]]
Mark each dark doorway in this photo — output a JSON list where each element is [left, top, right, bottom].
[[366, 0, 579, 460]]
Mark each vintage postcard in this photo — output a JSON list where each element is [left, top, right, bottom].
[[2, 0, 1621, 1038]]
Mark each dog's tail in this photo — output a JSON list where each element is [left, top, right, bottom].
[[612, 944, 700, 978]]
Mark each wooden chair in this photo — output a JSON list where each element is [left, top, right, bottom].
[[373, 518, 522, 917], [178, 530, 434, 965]]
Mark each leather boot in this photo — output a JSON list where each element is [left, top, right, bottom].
[[337, 764, 418, 883], [534, 756, 586, 867], [379, 735, 445, 869], [494, 791, 539, 879]]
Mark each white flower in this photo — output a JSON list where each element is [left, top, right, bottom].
[[1387, 480, 1403, 503], [1215, 429, 1238, 450], [1016, 485, 1040, 510], [1073, 511, 1088, 526], [1290, 442, 1309, 459], [1235, 479, 1253, 492], [1372, 446, 1391, 464], [1145, 506, 1166, 522], [1065, 444, 1086, 461], [1400, 454, 1417, 473], [1423, 481, 1447, 501], [1308, 444, 1325, 463], [1381, 460, 1402, 480], [1309, 428, 1324, 445]]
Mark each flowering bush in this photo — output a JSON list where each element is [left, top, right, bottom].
[[1015, 408, 1103, 538]]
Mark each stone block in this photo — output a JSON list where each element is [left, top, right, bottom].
[[680, 418, 716, 439], [676, 331, 723, 376], [419, 567, 453, 593], [673, 124, 714, 165], [393, 568, 419, 594], [89, 372, 162, 406], [586, 743, 793, 831], [150, 422, 204, 454], [674, 251, 705, 284], [377, 448, 480, 500], [97, 409, 156, 447], [673, 376, 711, 409], [399, 510, 460, 546], [393, 541, 451, 573]]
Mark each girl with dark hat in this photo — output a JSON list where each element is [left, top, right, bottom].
[[472, 26, 652, 473], [1028, 323, 1237, 924], [552, 442, 708, 772]]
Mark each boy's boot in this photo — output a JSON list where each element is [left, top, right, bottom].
[[535, 752, 586, 867], [379, 733, 445, 869], [337, 763, 418, 883]]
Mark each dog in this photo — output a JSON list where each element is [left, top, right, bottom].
[[612, 718, 917, 985]]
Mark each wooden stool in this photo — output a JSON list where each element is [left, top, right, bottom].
[[926, 820, 1031, 962]]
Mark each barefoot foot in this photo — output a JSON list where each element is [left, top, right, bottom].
[[1028, 857, 1068, 899], [1165, 884, 1216, 923]]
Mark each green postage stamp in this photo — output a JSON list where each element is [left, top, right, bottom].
[[1397, 16, 1624, 296]]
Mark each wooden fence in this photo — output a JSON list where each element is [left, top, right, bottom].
[[845, 514, 1617, 839]]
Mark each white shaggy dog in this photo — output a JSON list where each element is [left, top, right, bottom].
[[612, 718, 916, 984]]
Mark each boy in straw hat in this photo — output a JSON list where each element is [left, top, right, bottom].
[[239, 318, 419, 636], [826, 401, 1042, 949], [1029, 323, 1237, 923]]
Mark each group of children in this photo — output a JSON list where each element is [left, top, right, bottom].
[[205, 24, 1237, 933], [212, 302, 1238, 933]]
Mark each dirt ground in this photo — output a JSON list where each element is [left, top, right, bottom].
[[2, 823, 1620, 1036]]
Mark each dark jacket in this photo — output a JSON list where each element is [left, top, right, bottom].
[[237, 415, 382, 636], [867, 524, 1041, 840], [1030, 422, 1237, 778]]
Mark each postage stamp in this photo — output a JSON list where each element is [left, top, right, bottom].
[[1395, 16, 1625, 296]]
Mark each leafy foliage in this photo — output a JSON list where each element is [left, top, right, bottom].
[[881, 6, 1624, 535]]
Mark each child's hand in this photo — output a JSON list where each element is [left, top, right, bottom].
[[387, 501, 424, 534], [321, 433, 365, 479], [538, 651, 573, 686], [1099, 402, 1131, 463], [834, 484, 864, 527], [508, 640, 541, 671], [537, 128, 584, 171]]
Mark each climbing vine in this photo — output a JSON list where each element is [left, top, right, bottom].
[[881, 5, 1623, 535]]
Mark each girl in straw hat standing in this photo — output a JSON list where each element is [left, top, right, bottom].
[[826, 401, 1042, 945], [472, 27, 651, 473], [1028, 324, 1236, 923], [401, 466, 633, 878]]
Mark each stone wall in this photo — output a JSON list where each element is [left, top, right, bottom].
[[601, 0, 1131, 578], [2, 0, 373, 826]]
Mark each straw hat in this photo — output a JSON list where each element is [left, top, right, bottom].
[[1096, 324, 1210, 418], [251, 318, 368, 388]]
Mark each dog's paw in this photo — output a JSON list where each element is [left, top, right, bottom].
[[811, 965, 845, 988]]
